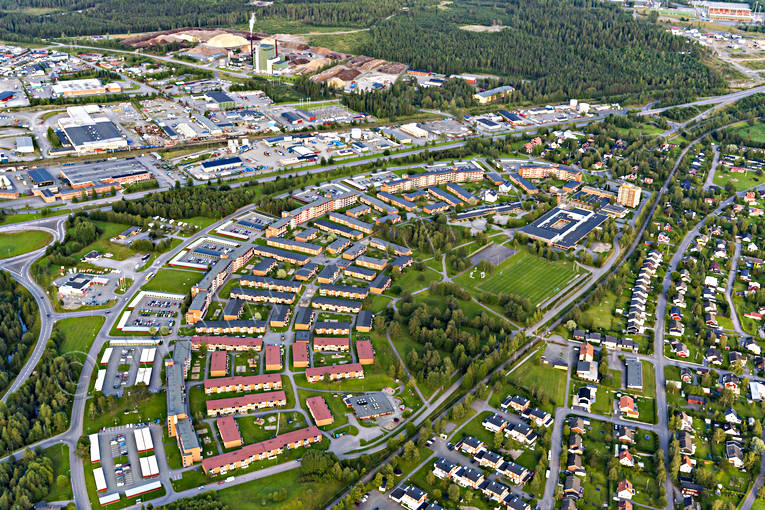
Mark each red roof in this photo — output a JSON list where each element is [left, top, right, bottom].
[[264, 345, 281, 367], [314, 337, 350, 348], [306, 396, 332, 423], [210, 351, 227, 374], [292, 342, 308, 364], [202, 426, 322, 472], [356, 340, 374, 361], [204, 374, 281, 391], [192, 336, 263, 350], [216, 416, 241, 445], [305, 363, 363, 379], [206, 390, 287, 412]]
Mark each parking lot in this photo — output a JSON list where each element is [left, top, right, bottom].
[[94, 424, 164, 495], [103, 345, 160, 396], [122, 295, 182, 333]]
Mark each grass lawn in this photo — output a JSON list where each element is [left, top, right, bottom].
[[456, 250, 582, 307], [84, 392, 166, 433], [581, 290, 619, 331], [170, 468, 208, 492], [216, 465, 345, 510], [732, 121, 765, 144], [142, 268, 203, 294], [43, 443, 73, 502], [713, 168, 764, 191], [236, 411, 307, 445], [390, 267, 442, 296], [55, 316, 105, 354], [0, 230, 52, 259], [505, 350, 567, 411]]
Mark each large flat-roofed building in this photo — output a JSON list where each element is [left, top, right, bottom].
[[58, 158, 153, 189], [58, 106, 127, 154], [206, 390, 287, 417], [344, 392, 394, 420], [520, 206, 608, 250], [51, 78, 120, 97], [618, 183, 642, 208], [201, 426, 322, 475], [306, 396, 334, 427], [694, 1, 752, 20]]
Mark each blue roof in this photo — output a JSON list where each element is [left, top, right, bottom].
[[28, 168, 54, 185], [201, 156, 242, 169], [206, 90, 234, 104], [0, 91, 14, 101]]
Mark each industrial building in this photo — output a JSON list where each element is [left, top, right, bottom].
[[58, 106, 127, 154]]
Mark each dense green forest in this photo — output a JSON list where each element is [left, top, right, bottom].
[[0, 271, 39, 395], [360, 0, 725, 103], [0, 326, 79, 457], [0, 449, 55, 508]]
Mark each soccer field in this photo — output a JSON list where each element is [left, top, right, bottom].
[[473, 252, 582, 306]]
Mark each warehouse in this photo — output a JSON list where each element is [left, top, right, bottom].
[[58, 106, 127, 154], [58, 158, 153, 189], [201, 156, 244, 174], [51, 78, 120, 97]]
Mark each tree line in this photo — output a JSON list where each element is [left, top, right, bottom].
[[0, 271, 39, 397]]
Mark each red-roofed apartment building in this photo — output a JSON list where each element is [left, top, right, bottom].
[[306, 396, 334, 426], [292, 342, 309, 368], [356, 340, 375, 365], [265, 345, 282, 371], [202, 426, 323, 475], [216, 415, 242, 449], [210, 351, 228, 377], [206, 390, 287, 417]]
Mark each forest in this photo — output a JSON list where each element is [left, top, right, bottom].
[[0, 449, 56, 508], [0, 325, 79, 458], [360, 0, 725, 103], [0, 271, 39, 397]]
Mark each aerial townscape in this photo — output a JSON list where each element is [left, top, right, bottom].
[[4, 1, 765, 510]]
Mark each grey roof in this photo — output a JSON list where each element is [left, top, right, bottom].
[[625, 357, 643, 389], [344, 392, 394, 419], [63, 121, 123, 147], [176, 417, 200, 451], [356, 310, 373, 329], [312, 296, 362, 310]]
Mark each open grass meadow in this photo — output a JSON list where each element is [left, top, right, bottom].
[[713, 168, 765, 191], [0, 230, 52, 259], [55, 316, 106, 355], [732, 121, 765, 144], [458, 250, 582, 306], [141, 268, 203, 294], [216, 466, 345, 510]]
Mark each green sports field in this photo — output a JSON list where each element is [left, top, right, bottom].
[[460, 251, 583, 306]]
